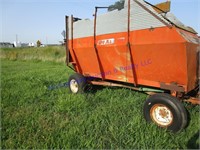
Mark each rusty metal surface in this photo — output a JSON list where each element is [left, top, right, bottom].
[[152, 1, 171, 14], [90, 80, 140, 91], [160, 82, 185, 92], [65, 16, 69, 66], [184, 98, 200, 105]]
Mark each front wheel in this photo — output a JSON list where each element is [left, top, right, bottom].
[[143, 93, 188, 132], [68, 73, 87, 94]]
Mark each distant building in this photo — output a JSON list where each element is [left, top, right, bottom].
[[28, 43, 35, 47], [21, 43, 29, 47], [13, 41, 36, 48], [0, 42, 14, 48], [13, 41, 21, 47]]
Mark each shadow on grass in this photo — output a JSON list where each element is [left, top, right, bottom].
[[187, 130, 200, 149], [84, 84, 106, 94], [84, 84, 134, 94]]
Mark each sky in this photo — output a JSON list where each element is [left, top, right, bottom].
[[0, 0, 199, 44]]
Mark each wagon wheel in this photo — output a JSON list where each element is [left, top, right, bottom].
[[68, 73, 87, 94], [143, 93, 188, 132]]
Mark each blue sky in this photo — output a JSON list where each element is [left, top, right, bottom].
[[0, 0, 199, 44]]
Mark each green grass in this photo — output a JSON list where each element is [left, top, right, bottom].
[[0, 46, 65, 63], [1, 47, 200, 149]]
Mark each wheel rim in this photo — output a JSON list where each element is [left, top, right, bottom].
[[70, 79, 79, 93], [150, 104, 173, 127]]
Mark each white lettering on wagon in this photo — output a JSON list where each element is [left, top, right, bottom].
[[97, 38, 115, 46]]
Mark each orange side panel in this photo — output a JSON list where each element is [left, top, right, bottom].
[[186, 43, 198, 91], [68, 26, 198, 92]]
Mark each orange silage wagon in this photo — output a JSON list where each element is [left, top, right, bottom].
[[65, 0, 199, 132]]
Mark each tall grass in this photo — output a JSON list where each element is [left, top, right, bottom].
[[1, 59, 200, 149], [0, 46, 66, 63]]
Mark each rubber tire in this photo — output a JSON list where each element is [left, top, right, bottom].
[[143, 93, 188, 133], [68, 73, 87, 94]]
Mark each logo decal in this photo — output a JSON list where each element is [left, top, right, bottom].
[[97, 38, 115, 45]]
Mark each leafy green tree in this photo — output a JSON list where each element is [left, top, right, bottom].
[[108, 0, 125, 12], [37, 40, 41, 47]]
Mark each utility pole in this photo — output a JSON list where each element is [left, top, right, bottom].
[[16, 34, 18, 43], [46, 36, 48, 45]]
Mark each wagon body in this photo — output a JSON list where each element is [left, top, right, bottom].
[[65, 0, 199, 132], [66, 0, 199, 94]]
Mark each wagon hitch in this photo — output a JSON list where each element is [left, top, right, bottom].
[[183, 86, 200, 105], [184, 98, 200, 105]]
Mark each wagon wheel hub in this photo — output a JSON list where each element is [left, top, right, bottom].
[[150, 104, 173, 127], [159, 109, 168, 118], [70, 79, 79, 93]]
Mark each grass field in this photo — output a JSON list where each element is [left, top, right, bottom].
[[1, 47, 200, 149], [0, 46, 65, 63]]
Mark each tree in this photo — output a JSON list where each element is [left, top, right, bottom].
[[108, 0, 125, 12], [37, 40, 41, 47]]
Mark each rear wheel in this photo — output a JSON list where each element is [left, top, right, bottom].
[[143, 93, 187, 132], [68, 73, 87, 94]]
